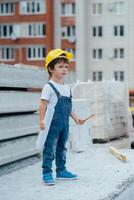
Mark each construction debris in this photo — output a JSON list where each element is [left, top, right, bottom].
[[109, 146, 127, 162]]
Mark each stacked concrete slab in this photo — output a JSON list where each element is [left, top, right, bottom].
[[0, 64, 48, 166]]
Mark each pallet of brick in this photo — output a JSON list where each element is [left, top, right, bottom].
[[91, 126, 110, 143], [91, 81, 130, 143], [0, 64, 47, 166], [72, 80, 93, 99]]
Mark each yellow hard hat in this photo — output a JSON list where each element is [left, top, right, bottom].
[[45, 48, 73, 68]]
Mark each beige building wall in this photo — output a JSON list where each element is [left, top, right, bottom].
[[75, 0, 134, 89], [54, 0, 61, 48], [75, 0, 90, 81]]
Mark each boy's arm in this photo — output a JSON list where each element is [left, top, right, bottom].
[[70, 111, 85, 125], [39, 99, 48, 129]]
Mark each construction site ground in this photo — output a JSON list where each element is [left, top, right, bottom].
[[0, 134, 134, 200]]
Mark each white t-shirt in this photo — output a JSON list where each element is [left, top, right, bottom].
[[40, 80, 71, 107]]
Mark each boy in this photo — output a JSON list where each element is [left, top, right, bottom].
[[39, 48, 84, 185]]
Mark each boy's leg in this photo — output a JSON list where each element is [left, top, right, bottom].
[[42, 120, 60, 175], [55, 122, 77, 180], [55, 122, 69, 172]]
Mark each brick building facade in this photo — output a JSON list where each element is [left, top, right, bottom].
[[0, 0, 75, 71]]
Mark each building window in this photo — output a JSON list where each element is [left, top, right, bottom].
[[64, 48, 76, 60], [0, 47, 14, 61], [108, 1, 125, 14], [92, 3, 103, 15], [61, 3, 65, 15], [61, 3, 75, 16], [92, 26, 103, 37], [28, 23, 46, 37], [61, 26, 75, 38], [0, 2, 14, 15], [93, 49, 103, 59], [114, 25, 124, 36], [114, 48, 124, 59], [20, 0, 46, 14], [114, 71, 124, 81], [0, 24, 13, 38], [27, 46, 46, 60], [72, 3, 75, 14], [93, 71, 103, 81]]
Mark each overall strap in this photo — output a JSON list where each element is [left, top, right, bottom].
[[70, 89, 72, 98], [48, 82, 60, 98]]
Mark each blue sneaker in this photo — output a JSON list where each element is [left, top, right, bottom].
[[43, 173, 55, 186], [56, 169, 77, 180]]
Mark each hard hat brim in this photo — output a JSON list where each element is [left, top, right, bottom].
[[45, 49, 73, 68]]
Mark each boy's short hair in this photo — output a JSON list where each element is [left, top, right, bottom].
[[47, 54, 69, 77]]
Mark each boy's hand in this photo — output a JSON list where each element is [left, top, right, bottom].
[[40, 120, 45, 130], [74, 118, 85, 125], [71, 111, 85, 125]]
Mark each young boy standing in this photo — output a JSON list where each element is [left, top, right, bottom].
[[39, 48, 84, 186]]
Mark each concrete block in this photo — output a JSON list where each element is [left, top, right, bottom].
[[69, 124, 91, 152], [0, 64, 48, 88], [0, 91, 40, 113], [0, 135, 38, 166], [68, 99, 93, 151], [0, 113, 39, 140]]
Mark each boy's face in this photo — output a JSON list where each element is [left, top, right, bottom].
[[51, 61, 69, 80]]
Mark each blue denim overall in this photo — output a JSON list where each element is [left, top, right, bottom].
[[42, 82, 72, 174]]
